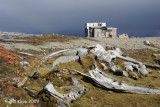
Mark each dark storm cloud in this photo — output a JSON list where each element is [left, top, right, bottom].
[[0, 0, 160, 37]]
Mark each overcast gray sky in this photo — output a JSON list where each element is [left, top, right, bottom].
[[0, 0, 160, 37]]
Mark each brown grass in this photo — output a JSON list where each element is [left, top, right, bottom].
[[17, 34, 81, 45], [122, 48, 158, 65], [71, 75, 160, 107]]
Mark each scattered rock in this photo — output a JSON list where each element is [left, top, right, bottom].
[[16, 77, 28, 88], [7, 86, 13, 93], [5, 97, 16, 104], [155, 59, 160, 65], [20, 61, 30, 71], [144, 40, 150, 45], [23, 87, 38, 98], [152, 54, 160, 57], [18, 55, 24, 60], [29, 65, 39, 79], [106, 45, 115, 49]]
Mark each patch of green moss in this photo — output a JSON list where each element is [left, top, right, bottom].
[[2, 67, 10, 71]]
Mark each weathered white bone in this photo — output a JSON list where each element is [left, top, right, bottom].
[[124, 62, 136, 71], [144, 63, 160, 69], [45, 81, 64, 98], [43, 83, 70, 107], [97, 51, 116, 65], [73, 68, 160, 94], [17, 77, 28, 88], [19, 52, 34, 56], [90, 44, 148, 76], [20, 61, 30, 71], [42, 44, 160, 96], [29, 65, 39, 78], [65, 77, 88, 102], [109, 65, 122, 73], [122, 71, 129, 77], [44, 77, 88, 103], [42, 49, 73, 62], [42, 48, 88, 63], [100, 63, 108, 70], [90, 44, 106, 56], [124, 62, 148, 76], [76, 48, 88, 57], [138, 64, 148, 76]]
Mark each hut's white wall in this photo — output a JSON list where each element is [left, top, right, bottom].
[[107, 27, 117, 37], [85, 22, 117, 38]]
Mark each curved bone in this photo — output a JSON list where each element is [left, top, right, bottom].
[[44, 77, 88, 103], [42, 49, 73, 62], [42, 48, 88, 62], [144, 64, 160, 69], [19, 52, 34, 56], [73, 68, 160, 94]]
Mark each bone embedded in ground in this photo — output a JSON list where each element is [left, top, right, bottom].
[[44, 77, 88, 103]]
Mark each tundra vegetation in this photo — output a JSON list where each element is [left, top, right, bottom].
[[0, 35, 160, 107]]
